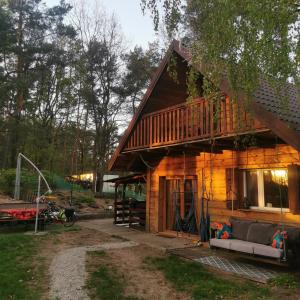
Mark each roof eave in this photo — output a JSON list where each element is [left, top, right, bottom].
[[108, 40, 183, 171]]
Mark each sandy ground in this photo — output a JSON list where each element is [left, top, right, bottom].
[[38, 225, 191, 300], [0, 194, 22, 204], [78, 198, 114, 214], [35, 226, 116, 299], [101, 245, 191, 300], [49, 241, 139, 300]]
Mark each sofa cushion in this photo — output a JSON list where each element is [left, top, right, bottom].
[[210, 238, 283, 259], [230, 219, 255, 241], [247, 223, 276, 245], [210, 238, 231, 249], [229, 239, 254, 254], [253, 243, 283, 258]]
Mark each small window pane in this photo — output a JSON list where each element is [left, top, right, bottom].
[[246, 171, 258, 206], [263, 170, 288, 208]]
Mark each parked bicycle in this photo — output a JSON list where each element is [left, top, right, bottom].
[[43, 201, 77, 227]]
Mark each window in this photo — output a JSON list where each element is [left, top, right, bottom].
[[244, 169, 289, 211]]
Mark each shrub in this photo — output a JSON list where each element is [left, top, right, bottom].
[[0, 168, 57, 198], [72, 191, 96, 206]]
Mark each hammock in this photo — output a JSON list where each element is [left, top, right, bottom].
[[173, 191, 198, 234], [183, 192, 198, 233]]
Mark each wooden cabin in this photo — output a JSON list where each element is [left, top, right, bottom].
[[108, 40, 300, 234]]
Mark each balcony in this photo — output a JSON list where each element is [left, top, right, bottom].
[[124, 97, 268, 151]]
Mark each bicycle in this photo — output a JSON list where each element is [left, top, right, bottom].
[[43, 201, 77, 227]]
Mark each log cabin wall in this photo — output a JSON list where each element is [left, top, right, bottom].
[[146, 144, 300, 233]]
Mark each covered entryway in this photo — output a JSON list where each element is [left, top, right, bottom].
[[159, 175, 198, 233], [105, 174, 146, 230]]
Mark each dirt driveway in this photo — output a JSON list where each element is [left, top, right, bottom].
[[40, 220, 300, 300], [42, 224, 191, 300]]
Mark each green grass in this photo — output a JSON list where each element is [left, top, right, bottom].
[[269, 274, 300, 289], [89, 250, 107, 257], [0, 233, 43, 300], [86, 252, 139, 300], [145, 255, 271, 300]]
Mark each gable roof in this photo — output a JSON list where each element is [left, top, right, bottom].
[[254, 80, 300, 131], [109, 40, 300, 171]]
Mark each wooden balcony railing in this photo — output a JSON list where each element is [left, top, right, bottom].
[[124, 97, 266, 151]]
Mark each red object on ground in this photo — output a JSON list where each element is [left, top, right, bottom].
[[0, 208, 39, 220]]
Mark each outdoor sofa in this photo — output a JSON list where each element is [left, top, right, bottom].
[[210, 218, 300, 264]]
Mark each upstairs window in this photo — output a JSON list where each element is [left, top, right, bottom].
[[244, 169, 289, 211]]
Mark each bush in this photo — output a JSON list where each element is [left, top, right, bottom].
[[0, 168, 57, 198], [72, 191, 96, 206], [0, 169, 17, 196]]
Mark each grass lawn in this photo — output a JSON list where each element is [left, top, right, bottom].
[[0, 232, 43, 300], [145, 255, 279, 300], [86, 251, 139, 300], [0, 224, 82, 300], [1, 223, 299, 300]]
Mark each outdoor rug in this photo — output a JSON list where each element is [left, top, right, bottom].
[[194, 255, 278, 283]]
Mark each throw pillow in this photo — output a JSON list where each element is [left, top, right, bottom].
[[211, 222, 232, 239], [272, 230, 288, 249]]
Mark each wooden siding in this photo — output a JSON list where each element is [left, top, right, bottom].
[[147, 145, 300, 233], [124, 97, 267, 151]]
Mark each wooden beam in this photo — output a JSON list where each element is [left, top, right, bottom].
[[183, 143, 223, 154]]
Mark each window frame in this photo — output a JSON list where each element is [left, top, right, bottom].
[[243, 168, 289, 212]]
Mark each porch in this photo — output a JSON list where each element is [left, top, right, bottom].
[[124, 97, 269, 152]]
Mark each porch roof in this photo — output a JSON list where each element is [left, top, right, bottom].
[[104, 173, 146, 185]]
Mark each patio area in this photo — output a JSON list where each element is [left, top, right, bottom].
[[78, 218, 198, 251], [78, 218, 295, 284]]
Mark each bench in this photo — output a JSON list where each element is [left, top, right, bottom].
[[210, 218, 300, 263]]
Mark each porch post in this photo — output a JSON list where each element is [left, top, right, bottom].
[[146, 168, 151, 232], [122, 183, 127, 224], [114, 184, 118, 224]]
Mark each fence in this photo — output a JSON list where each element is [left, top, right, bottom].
[[114, 199, 146, 230]]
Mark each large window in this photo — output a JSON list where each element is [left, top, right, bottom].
[[244, 169, 289, 211]]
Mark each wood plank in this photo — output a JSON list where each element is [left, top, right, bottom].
[[199, 101, 203, 136], [172, 110, 176, 141], [206, 101, 210, 135], [168, 111, 172, 142], [176, 109, 179, 141], [143, 118, 146, 146], [137, 122, 140, 147], [222, 99, 227, 134], [161, 114, 164, 143]]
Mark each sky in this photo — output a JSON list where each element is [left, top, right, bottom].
[[46, 0, 158, 49]]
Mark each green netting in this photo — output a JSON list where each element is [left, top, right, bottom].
[[118, 183, 146, 201], [49, 174, 85, 191]]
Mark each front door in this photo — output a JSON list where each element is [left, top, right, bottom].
[[164, 176, 197, 232]]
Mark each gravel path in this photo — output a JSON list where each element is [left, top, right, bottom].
[[49, 241, 138, 300]]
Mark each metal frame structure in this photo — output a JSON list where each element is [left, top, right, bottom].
[[14, 153, 52, 233]]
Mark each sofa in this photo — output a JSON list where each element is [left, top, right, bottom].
[[210, 218, 300, 263]]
